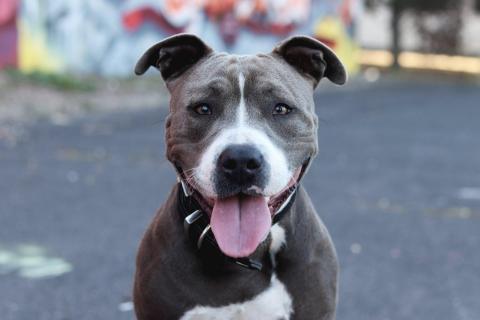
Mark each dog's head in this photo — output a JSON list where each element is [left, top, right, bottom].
[[136, 34, 346, 258]]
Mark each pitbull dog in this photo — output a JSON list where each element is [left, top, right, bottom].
[[133, 34, 346, 320]]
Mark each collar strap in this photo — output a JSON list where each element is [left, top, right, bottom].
[[178, 181, 298, 272]]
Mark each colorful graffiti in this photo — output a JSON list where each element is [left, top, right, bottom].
[[315, 0, 361, 74], [0, 0, 359, 76], [0, 0, 18, 68], [123, 0, 311, 45]]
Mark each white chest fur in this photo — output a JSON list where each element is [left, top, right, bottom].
[[181, 226, 291, 320], [180, 275, 292, 320]]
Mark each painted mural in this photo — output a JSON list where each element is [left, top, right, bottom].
[[0, 0, 359, 76], [0, 0, 18, 68]]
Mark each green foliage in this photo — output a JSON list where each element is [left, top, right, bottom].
[[4, 69, 96, 92]]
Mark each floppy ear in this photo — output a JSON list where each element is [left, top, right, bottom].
[[134, 33, 213, 82], [273, 35, 347, 87]]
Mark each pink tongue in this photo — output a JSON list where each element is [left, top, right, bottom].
[[211, 195, 271, 258]]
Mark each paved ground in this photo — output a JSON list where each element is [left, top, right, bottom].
[[1, 75, 480, 320]]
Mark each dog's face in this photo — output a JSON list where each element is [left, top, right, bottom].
[[136, 34, 346, 258]]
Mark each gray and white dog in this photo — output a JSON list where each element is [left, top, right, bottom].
[[133, 34, 346, 320]]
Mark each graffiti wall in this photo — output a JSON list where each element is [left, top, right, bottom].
[[0, 0, 18, 68], [0, 0, 359, 76]]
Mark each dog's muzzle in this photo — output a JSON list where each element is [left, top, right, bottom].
[[214, 144, 269, 198]]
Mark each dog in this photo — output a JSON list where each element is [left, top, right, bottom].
[[133, 33, 346, 320]]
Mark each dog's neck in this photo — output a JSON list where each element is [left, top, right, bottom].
[[175, 182, 297, 273]]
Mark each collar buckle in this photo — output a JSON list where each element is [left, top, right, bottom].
[[184, 210, 203, 234], [178, 177, 193, 197], [183, 210, 213, 250], [232, 258, 263, 271]]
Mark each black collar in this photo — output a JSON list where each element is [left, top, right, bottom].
[[178, 181, 298, 272]]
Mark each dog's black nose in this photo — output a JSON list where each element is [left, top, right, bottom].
[[218, 144, 264, 184]]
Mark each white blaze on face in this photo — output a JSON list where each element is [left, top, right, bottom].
[[195, 71, 292, 198]]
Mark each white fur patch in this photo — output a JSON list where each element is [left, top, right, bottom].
[[237, 72, 247, 125], [269, 225, 286, 267], [195, 71, 291, 198], [180, 275, 293, 320]]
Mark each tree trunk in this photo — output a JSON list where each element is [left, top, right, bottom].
[[391, 0, 401, 69]]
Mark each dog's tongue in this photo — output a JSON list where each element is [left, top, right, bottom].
[[211, 195, 271, 258]]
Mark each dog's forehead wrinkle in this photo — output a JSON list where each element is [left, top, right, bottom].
[[176, 58, 243, 112], [206, 77, 233, 90], [184, 81, 229, 103], [189, 53, 240, 80], [250, 82, 297, 105], [237, 60, 305, 110]]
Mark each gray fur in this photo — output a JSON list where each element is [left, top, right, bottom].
[[133, 34, 346, 320]]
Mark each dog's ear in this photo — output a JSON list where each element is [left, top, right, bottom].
[[273, 36, 347, 88], [135, 33, 213, 82]]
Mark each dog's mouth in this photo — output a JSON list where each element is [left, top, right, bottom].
[[178, 166, 303, 258]]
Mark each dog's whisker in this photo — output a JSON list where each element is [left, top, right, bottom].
[[182, 167, 196, 174], [183, 167, 201, 189]]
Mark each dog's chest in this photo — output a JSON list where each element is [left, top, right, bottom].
[[180, 275, 292, 320], [180, 225, 292, 320]]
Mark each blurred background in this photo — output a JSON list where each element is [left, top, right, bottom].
[[1, 0, 479, 319]]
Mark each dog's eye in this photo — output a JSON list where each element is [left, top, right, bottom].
[[273, 103, 292, 115], [194, 104, 212, 115]]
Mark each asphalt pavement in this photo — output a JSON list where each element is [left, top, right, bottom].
[[1, 76, 479, 320]]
